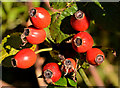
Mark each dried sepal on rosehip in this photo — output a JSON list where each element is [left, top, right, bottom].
[[29, 7, 51, 29], [72, 32, 94, 53], [61, 58, 77, 75], [70, 10, 90, 31], [11, 48, 37, 69], [59, 55, 78, 82], [86, 48, 105, 66], [41, 63, 61, 84], [26, 18, 32, 27], [21, 27, 46, 46]]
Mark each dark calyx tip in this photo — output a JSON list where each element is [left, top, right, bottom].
[[75, 10, 84, 19], [74, 37, 82, 47], [11, 58, 17, 67], [95, 55, 104, 65], [24, 29, 29, 36], [65, 60, 71, 65], [44, 69, 53, 78], [30, 8, 36, 17], [38, 75, 43, 78]]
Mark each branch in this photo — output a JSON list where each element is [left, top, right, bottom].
[[78, 68, 93, 87], [0, 80, 15, 88], [34, 45, 48, 87], [88, 65, 105, 87], [43, 0, 64, 13]]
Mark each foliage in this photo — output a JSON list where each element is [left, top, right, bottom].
[[1, 1, 119, 87], [0, 32, 36, 64]]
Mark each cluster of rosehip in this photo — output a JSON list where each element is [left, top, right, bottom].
[[11, 7, 105, 85], [70, 10, 105, 66], [11, 7, 51, 69], [40, 10, 105, 84]]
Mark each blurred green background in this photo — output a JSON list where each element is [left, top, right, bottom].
[[1, 1, 120, 88]]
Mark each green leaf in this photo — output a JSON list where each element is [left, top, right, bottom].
[[67, 78, 77, 87], [0, 33, 36, 64], [81, 62, 90, 69], [92, 0, 104, 10], [50, 2, 67, 9], [55, 77, 67, 86], [86, 2, 120, 33], [50, 3, 78, 44], [2, 55, 14, 67], [0, 44, 19, 65], [6, 6, 27, 29], [33, 2, 40, 7], [49, 50, 60, 61], [2, 2, 13, 13], [44, 27, 55, 43], [3, 32, 33, 50]]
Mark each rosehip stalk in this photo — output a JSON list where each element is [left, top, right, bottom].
[[11, 48, 52, 69], [35, 48, 52, 54]]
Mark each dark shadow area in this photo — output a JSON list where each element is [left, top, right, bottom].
[[2, 24, 25, 39], [60, 16, 79, 34], [2, 66, 39, 88], [58, 36, 78, 58]]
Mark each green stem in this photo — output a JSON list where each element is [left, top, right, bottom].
[[35, 48, 52, 54], [78, 68, 93, 87]]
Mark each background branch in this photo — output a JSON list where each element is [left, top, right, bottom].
[[88, 65, 105, 87]]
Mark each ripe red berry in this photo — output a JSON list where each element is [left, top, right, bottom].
[[61, 58, 77, 75], [70, 10, 89, 31], [72, 32, 94, 53], [11, 48, 37, 69], [42, 63, 61, 83], [29, 7, 51, 29], [21, 27, 46, 45], [86, 48, 105, 65]]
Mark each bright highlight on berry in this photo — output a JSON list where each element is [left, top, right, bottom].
[[29, 7, 51, 29], [72, 32, 94, 53], [11, 48, 37, 69], [21, 27, 46, 45], [86, 48, 105, 66], [42, 63, 61, 84]]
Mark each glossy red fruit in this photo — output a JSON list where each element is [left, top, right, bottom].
[[86, 48, 105, 65], [62, 58, 77, 75], [70, 10, 90, 31], [29, 7, 51, 29], [21, 27, 46, 44], [72, 32, 94, 53], [42, 63, 61, 83], [11, 48, 37, 69]]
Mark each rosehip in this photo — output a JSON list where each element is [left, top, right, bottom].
[[11, 48, 37, 69], [70, 10, 90, 31], [29, 7, 51, 29], [72, 32, 94, 53], [61, 58, 77, 75], [21, 27, 46, 45], [42, 63, 61, 84], [86, 48, 105, 65]]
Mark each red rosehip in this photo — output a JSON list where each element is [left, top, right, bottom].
[[72, 32, 94, 53], [61, 58, 77, 75], [29, 7, 51, 29], [11, 48, 37, 69], [70, 10, 90, 31], [42, 63, 61, 83], [21, 27, 46, 45], [86, 48, 105, 65]]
